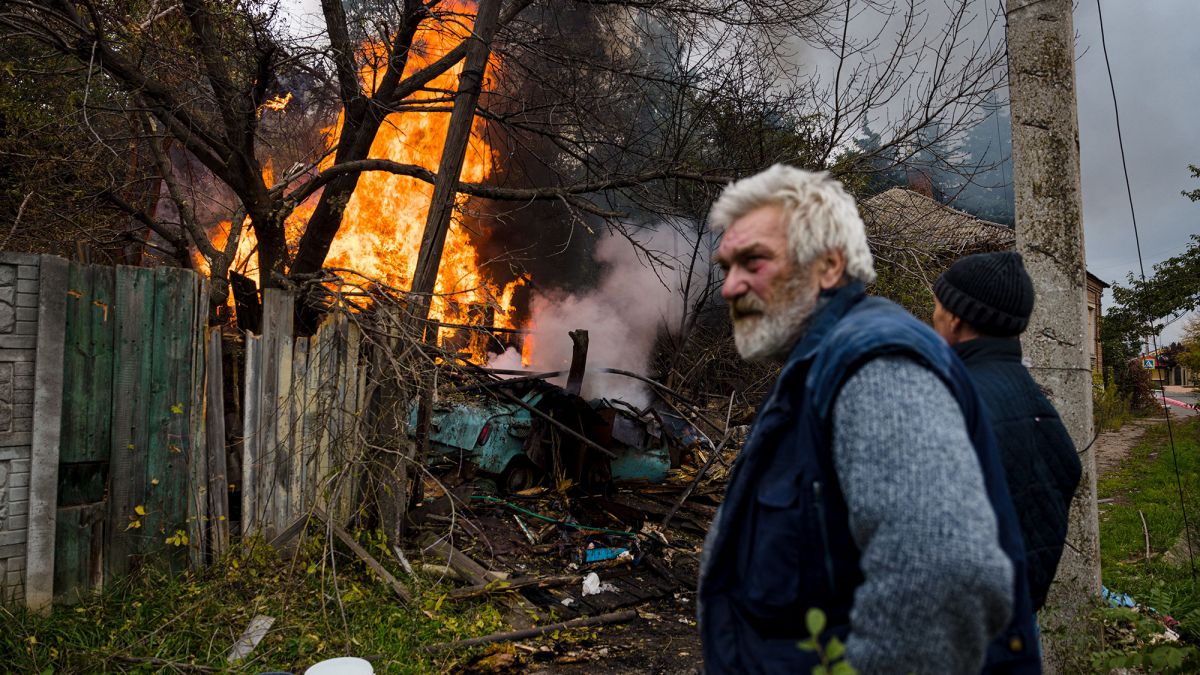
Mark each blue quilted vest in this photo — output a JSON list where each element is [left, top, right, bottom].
[[698, 282, 1039, 674]]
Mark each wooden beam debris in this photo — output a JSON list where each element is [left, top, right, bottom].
[[227, 614, 275, 663], [446, 574, 579, 601], [424, 609, 638, 652], [315, 509, 413, 603]]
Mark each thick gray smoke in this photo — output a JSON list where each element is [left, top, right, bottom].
[[488, 223, 711, 406]]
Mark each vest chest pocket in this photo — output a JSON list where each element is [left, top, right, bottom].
[[739, 475, 827, 616]]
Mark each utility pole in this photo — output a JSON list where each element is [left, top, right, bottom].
[[409, 0, 503, 334], [1007, 0, 1100, 669]]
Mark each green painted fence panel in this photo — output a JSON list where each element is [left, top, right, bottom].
[[105, 266, 155, 579], [55, 262, 208, 601], [54, 264, 115, 601]]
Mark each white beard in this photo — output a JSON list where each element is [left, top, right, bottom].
[[732, 277, 819, 362]]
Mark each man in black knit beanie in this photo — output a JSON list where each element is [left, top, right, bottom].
[[933, 251, 1083, 615]]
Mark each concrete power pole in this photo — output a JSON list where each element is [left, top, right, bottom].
[[1007, 0, 1100, 668]]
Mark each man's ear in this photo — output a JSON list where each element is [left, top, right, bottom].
[[815, 249, 847, 290], [949, 314, 965, 338]]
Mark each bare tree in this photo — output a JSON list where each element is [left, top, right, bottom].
[[0, 0, 1006, 320]]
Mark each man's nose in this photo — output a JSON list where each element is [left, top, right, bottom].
[[721, 269, 747, 302]]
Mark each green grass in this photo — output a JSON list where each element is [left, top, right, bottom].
[[1098, 417, 1200, 604], [1089, 417, 1200, 672], [0, 531, 505, 674]]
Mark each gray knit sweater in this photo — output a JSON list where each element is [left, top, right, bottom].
[[832, 356, 1013, 674]]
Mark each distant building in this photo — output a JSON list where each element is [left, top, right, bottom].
[[1087, 273, 1109, 373], [1141, 346, 1195, 387]]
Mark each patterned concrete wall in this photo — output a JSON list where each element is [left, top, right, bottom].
[[0, 253, 41, 604]]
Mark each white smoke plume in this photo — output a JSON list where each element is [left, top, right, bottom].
[[488, 223, 712, 406]]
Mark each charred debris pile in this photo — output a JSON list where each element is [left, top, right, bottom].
[[400, 327, 744, 632]]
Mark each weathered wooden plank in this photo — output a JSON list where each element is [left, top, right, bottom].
[[320, 510, 412, 603], [27, 255, 68, 613], [204, 328, 229, 557], [227, 614, 275, 664], [88, 266, 116, 464], [52, 502, 105, 605], [268, 290, 294, 536], [186, 277, 209, 568], [59, 262, 92, 465], [143, 268, 179, 568], [287, 337, 308, 519], [141, 269, 172, 565], [106, 266, 156, 579], [331, 315, 355, 521], [54, 264, 110, 601], [300, 331, 323, 511], [313, 318, 337, 511], [256, 289, 285, 538], [336, 321, 361, 521], [241, 333, 262, 537]]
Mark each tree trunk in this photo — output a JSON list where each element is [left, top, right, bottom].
[[408, 0, 503, 329], [1007, 1, 1100, 670], [253, 208, 289, 290], [289, 7, 426, 282]]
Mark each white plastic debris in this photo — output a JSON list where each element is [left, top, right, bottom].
[[581, 572, 617, 596], [561, 597, 576, 606]]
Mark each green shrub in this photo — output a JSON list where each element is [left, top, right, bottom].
[[1094, 367, 1133, 433]]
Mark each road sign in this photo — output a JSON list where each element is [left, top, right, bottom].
[[1143, 357, 1157, 369]]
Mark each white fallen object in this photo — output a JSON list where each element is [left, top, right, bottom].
[[581, 572, 618, 596]]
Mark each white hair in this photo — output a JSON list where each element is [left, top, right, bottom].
[[708, 164, 876, 284]]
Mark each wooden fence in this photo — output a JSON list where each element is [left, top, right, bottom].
[[2, 259, 381, 610], [239, 289, 369, 541]]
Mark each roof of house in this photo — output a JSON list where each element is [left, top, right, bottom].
[[860, 188, 1015, 257], [1087, 271, 1111, 289]]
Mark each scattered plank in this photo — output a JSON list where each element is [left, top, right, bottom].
[[423, 537, 537, 628], [425, 609, 637, 652], [423, 538, 494, 587], [446, 574, 579, 601], [226, 614, 275, 663], [267, 513, 311, 557]]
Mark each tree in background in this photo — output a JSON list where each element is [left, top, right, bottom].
[[848, 94, 1015, 225], [1101, 219, 1200, 403], [1179, 315, 1200, 388]]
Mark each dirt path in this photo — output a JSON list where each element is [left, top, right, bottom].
[[1093, 418, 1160, 479]]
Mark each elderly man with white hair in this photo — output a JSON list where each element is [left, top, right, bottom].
[[698, 165, 1039, 674]]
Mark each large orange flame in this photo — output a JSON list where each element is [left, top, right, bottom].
[[197, 1, 521, 360]]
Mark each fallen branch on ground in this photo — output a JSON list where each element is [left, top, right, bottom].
[[424, 610, 638, 652], [315, 509, 414, 603]]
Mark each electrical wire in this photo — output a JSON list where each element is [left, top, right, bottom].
[[1096, 0, 1196, 582], [470, 495, 638, 538]]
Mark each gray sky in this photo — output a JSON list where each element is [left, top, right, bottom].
[[1074, 0, 1200, 343]]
